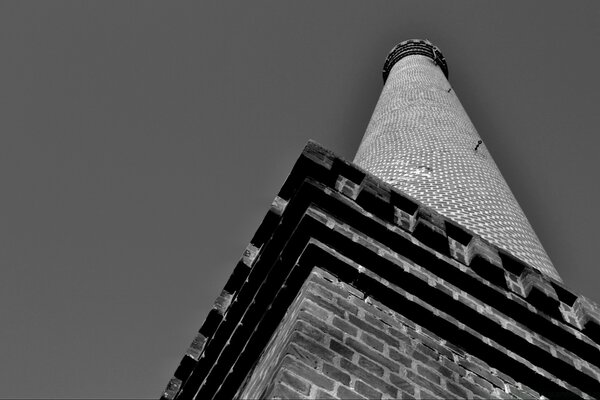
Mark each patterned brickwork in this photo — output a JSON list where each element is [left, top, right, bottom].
[[162, 141, 600, 400], [354, 40, 559, 281]]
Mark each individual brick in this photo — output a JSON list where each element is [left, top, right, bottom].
[[416, 364, 441, 385], [445, 379, 468, 398], [299, 298, 332, 322], [580, 364, 600, 381], [457, 357, 490, 379], [270, 196, 288, 216], [333, 316, 358, 337], [459, 376, 493, 399], [307, 281, 334, 301], [360, 332, 385, 352], [348, 314, 400, 347], [358, 355, 384, 377], [285, 343, 321, 370], [400, 391, 416, 400], [388, 347, 413, 368], [505, 383, 533, 399], [434, 280, 456, 299], [322, 363, 351, 386], [289, 331, 335, 364], [504, 322, 529, 341], [388, 327, 412, 345], [330, 339, 354, 360], [280, 355, 335, 391], [212, 289, 233, 315], [314, 388, 336, 399], [491, 387, 514, 400], [162, 378, 181, 400], [306, 292, 346, 319], [267, 382, 308, 400], [336, 297, 359, 315], [354, 380, 382, 400], [298, 311, 344, 342], [278, 369, 311, 395], [241, 244, 260, 268], [417, 387, 442, 400], [353, 234, 384, 255], [335, 175, 361, 200], [389, 373, 415, 395], [412, 343, 438, 363], [434, 363, 457, 382], [337, 385, 366, 400], [470, 373, 494, 392], [442, 341, 467, 360], [476, 368, 509, 390], [406, 370, 453, 400], [420, 337, 454, 361], [553, 347, 575, 369], [185, 333, 207, 361], [364, 313, 388, 330], [295, 320, 326, 344], [339, 358, 398, 397], [346, 336, 401, 373], [310, 273, 363, 300], [301, 140, 335, 170], [492, 369, 517, 387]]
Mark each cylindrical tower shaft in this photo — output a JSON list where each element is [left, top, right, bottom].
[[354, 39, 560, 281]]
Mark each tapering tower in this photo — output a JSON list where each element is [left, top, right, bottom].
[[162, 39, 600, 400], [354, 39, 560, 281]]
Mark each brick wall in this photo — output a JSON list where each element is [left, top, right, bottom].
[[242, 268, 566, 399]]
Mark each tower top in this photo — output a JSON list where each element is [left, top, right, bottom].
[[382, 39, 449, 82]]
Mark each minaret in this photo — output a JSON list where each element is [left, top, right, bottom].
[[354, 39, 560, 281]]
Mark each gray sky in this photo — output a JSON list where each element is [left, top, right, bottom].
[[1, 2, 599, 398]]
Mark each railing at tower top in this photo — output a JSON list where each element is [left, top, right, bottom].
[[383, 39, 449, 82]]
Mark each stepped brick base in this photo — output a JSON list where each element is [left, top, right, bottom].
[[163, 142, 600, 400]]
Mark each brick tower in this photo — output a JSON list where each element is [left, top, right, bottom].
[[162, 40, 600, 399], [354, 39, 558, 281]]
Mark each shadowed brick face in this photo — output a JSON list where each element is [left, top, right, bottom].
[[238, 268, 599, 399], [162, 40, 600, 399], [354, 39, 559, 281]]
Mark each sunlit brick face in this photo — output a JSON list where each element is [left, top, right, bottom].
[[354, 40, 560, 281]]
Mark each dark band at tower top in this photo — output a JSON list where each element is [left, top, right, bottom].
[[354, 38, 560, 280], [383, 39, 449, 81]]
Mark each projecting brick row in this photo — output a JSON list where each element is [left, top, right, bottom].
[[308, 199, 600, 397], [323, 139, 600, 345], [313, 178, 600, 364]]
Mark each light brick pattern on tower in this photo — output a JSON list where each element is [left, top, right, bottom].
[[354, 40, 559, 280]]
